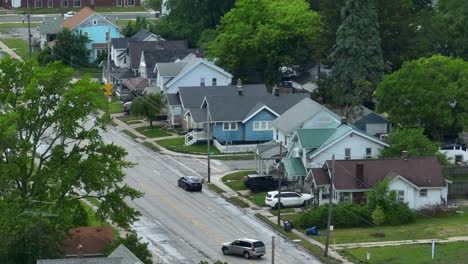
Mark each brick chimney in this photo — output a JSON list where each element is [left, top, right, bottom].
[[237, 79, 243, 95]]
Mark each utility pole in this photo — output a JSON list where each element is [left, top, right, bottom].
[[107, 27, 111, 84], [277, 143, 282, 226], [27, 0, 32, 58], [271, 236, 275, 264], [206, 102, 211, 183], [324, 154, 335, 257]]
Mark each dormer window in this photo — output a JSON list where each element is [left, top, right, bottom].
[[93, 20, 97, 25]]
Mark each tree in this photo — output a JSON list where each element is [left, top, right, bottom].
[[375, 55, 468, 140], [0, 58, 142, 263], [329, 0, 383, 108], [121, 17, 153, 38], [207, 0, 322, 85], [106, 233, 152, 264], [38, 28, 91, 67], [365, 178, 396, 212], [130, 93, 165, 128], [371, 205, 385, 226], [145, 0, 162, 11]]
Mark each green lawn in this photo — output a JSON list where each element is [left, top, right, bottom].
[[80, 201, 107, 226], [142, 141, 160, 152], [225, 180, 247, 192], [116, 115, 145, 124], [156, 137, 221, 154], [342, 241, 468, 264], [222, 170, 256, 182], [283, 207, 468, 244], [135, 126, 172, 138], [122, 129, 141, 140], [116, 19, 134, 26], [0, 22, 40, 33], [0, 38, 31, 60], [108, 101, 123, 114], [244, 191, 267, 207], [227, 197, 249, 208]]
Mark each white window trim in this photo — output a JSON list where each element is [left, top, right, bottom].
[[223, 122, 238, 131], [419, 189, 427, 197], [253, 121, 272, 131], [397, 190, 405, 202], [93, 19, 98, 25], [345, 148, 351, 160]]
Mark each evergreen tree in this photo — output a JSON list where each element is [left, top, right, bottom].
[[329, 0, 383, 109]]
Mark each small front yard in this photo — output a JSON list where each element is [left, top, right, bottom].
[[0, 38, 31, 60], [135, 126, 172, 138], [116, 115, 145, 124], [156, 137, 221, 155], [342, 241, 468, 264], [221, 170, 255, 191], [281, 206, 468, 244], [0, 22, 40, 33], [244, 191, 267, 207]]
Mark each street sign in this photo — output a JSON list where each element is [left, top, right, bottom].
[[104, 83, 112, 92], [209, 151, 215, 155]]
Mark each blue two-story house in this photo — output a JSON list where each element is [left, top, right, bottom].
[[62, 7, 121, 62], [176, 83, 307, 152]]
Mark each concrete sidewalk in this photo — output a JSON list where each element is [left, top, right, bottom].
[[0, 40, 24, 62], [332, 236, 468, 250]]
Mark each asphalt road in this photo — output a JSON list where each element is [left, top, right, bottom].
[[102, 126, 321, 264], [0, 11, 155, 23]]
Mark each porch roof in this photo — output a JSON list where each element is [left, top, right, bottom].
[[283, 158, 307, 176]]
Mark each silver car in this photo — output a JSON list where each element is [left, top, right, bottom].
[[221, 238, 266, 259]]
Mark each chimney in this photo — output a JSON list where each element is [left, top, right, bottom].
[[237, 79, 243, 95], [274, 88, 280, 96], [356, 163, 364, 186], [195, 50, 202, 58], [401, 150, 408, 160], [341, 116, 348, 125]]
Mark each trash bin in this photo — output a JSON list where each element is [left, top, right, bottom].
[[306, 226, 320, 236], [283, 221, 292, 232]]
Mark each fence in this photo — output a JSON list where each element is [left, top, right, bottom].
[[444, 166, 468, 178], [213, 140, 257, 153], [448, 181, 468, 199]]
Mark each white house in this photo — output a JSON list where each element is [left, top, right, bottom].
[[154, 54, 233, 94], [439, 145, 468, 165], [310, 156, 450, 210]]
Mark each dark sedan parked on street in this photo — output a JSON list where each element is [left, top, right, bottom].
[[178, 176, 203, 192]]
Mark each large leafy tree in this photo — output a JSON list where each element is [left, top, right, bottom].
[[121, 17, 153, 38], [207, 0, 322, 85], [130, 93, 165, 128], [155, 0, 236, 46], [329, 0, 383, 109], [375, 55, 468, 140], [0, 58, 142, 263], [38, 28, 90, 67]]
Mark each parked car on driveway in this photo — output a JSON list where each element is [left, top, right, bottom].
[[265, 191, 313, 208], [178, 176, 203, 191], [221, 238, 265, 259], [64, 11, 76, 18]]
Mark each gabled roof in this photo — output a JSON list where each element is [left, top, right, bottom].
[[39, 17, 65, 34], [272, 97, 341, 134], [162, 55, 233, 87], [206, 93, 307, 122], [296, 128, 336, 148], [108, 244, 143, 264], [284, 158, 307, 176], [323, 157, 446, 190], [256, 140, 286, 159], [62, 226, 114, 257], [111, 38, 129, 49], [131, 28, 160, 41], [177, 84, 268, 109], [122, 77, 150, 90], [62, 7, 95, 30], [128, 40, 188, 70], [157, 62, 187, 76]]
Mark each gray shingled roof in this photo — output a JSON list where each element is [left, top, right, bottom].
[[206, 93, 308, 122], [111, 38, 129, 49], [130, 29, 156, 41], [145, 49, 193, 72], [37, 258, 123, 264], [187, 107, 207, 122], [156, 62, 187, 76], [128, 40, 188, 70], [166, 93, 181, 105], [108, 244, 143, 264], [39, 17, 65, 34], [271, 97, 340, 134], [110, 67, 134, 80], [177, 84, 268, 109]]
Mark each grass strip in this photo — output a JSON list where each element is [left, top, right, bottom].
[[135, 126, 172, 138], [222, 170, 255, 182], [213, 154, 255, 160], [122, 129, 139, 140], [0, 38, 30, 60], [244, 191, 267, 207], [206, 183, 225, 194], [117, 115, 145, 123], [142, 141, 160, 152], [227, 197, 249, 208], [255, 213, 341, 264], [269, 208, 296, 216]]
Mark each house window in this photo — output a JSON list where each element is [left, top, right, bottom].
[[397, 190, 405, 202], [117, 0, 122, 6], [47, 0, 52, 7], [63, 0, 68, 7], [200, 78, 205, 86], [340, 192, 351, 202], [212, 78, 217, 86], [253, 121, 272, 131], [223, 122, 237, 131], [35, 0, 42, 7], [366, 148, 372, 158], [420, 189, 427, 197], [128, 0, 135, 6], [93, 19, 97, 25], [345, 148, 351, 159], [105, 31, 110, 41], [83, 31, 88, 37], [275, 129, 278, 140], [73, 0, 80, 7]]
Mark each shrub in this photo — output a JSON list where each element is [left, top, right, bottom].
[[385, 202, 415, 225], [372, 205, 386, 226]]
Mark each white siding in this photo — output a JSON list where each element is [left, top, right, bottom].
[[366, 123, 387, 135], [302, 110, 341, 129], [165, 63, 231, 94], [439, 148, 468, 165], [389, 178, 448, 210], [309, 133, 385, 167]]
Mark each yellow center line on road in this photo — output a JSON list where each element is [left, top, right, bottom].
[[139, 181, 223, 244]]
